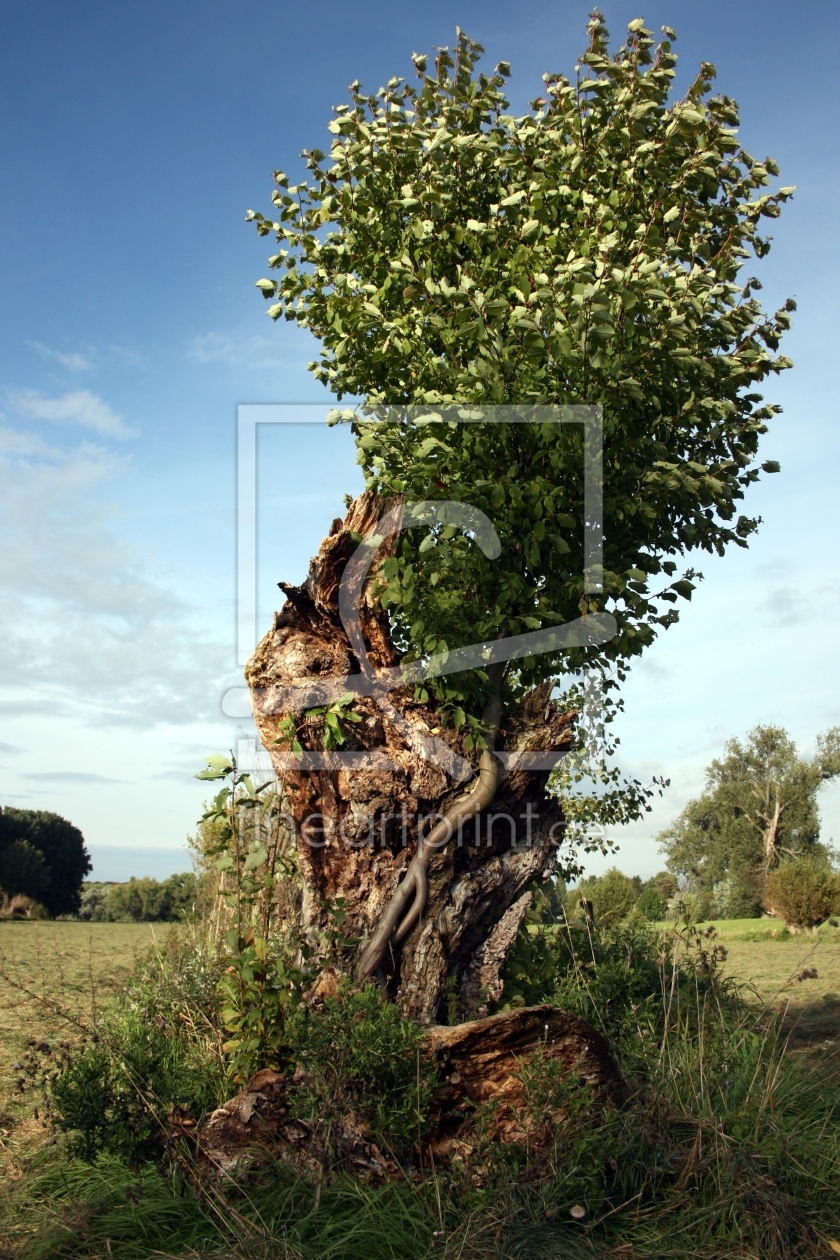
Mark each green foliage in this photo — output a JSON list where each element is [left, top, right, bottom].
[[195, 754, 315, 1083], [47, 931, 227, 1164], [762, 856, 840, 930], [250, 15, 793, 707], [636, 882, 667, 921], [0, 806, 91, 916], [573, 866, 642, 925], [659, 725, 840, 909], [502, 914, 733, 1056], [75, 881, 117, 921], [100, 873, 197, 923], [286, 982, 433, 1149]]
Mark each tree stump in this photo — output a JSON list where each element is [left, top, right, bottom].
[[245, 492, 576, 1021], [424, 1004, 623, 1158]]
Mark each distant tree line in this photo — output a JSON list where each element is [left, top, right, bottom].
[[76, 874, 197, 923], [554, 725, 840, 932], [0, 804, 197, 922]]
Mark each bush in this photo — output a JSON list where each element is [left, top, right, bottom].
[[502, 912, 734, 1055], [571, 867, 642, 926], [286, 983, 433, 1149], [762, 857, 840, 929], [46, 929, 226, 1163], [636, 884, 667, 921], [711, 873, 763, 919]]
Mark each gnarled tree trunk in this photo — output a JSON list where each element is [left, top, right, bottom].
[[245, 492, 575, 1023]]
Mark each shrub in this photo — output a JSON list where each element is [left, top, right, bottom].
[[103, 872, 197, 922], [636, 884, 667, 921], [46, 929, 227, 1163], [711, 872, 763, 919], [286, 983, 433, 1149], [502, 913, 734, 1055], [762, 857, 840, 929], [571, 868, 642, 926]]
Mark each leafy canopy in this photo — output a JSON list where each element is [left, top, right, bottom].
[[250, 14, 793, 703], [0, 806, 91, 916], [658, 726, 840, 908]]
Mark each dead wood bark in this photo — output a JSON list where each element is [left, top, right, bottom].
[[172, 1006, 623, 1182], [245, 492, 576, 1022], [424, 1004, 624, 1152]]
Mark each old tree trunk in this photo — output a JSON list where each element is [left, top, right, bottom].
[[245, 492, 576, 1024]]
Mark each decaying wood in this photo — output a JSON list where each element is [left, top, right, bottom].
[[245, 491, 577, 1021], [424, 1004, 624, 1153], [170, 1067, 399, 1182], [171, 1006, 623, 1182]]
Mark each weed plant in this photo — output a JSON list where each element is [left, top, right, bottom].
[[37, 927, 228, 1165], [286, 982, 434, 1150]]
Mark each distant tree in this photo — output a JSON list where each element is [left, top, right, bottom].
[[573, 867, 641, 925], [636, 882, 668, 921], [658, 726, 840, 915], [763, 857, 840, 931], [0, 839, 49, 904], [104, 873, 196, 923], [0, 807, 91, 917], [76, 882, 117, 922]]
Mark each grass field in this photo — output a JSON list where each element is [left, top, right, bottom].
[[714, 922, 840, 1050], [0, 921, 174, 1129], [2, 917, 837, 1102]]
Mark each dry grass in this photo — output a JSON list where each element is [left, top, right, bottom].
[[0, 922, 169, 1123]]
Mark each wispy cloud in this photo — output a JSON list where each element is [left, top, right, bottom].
[[21, 771, 125, 784], [187, 330, 293, 367], [0, 427, 235, 729], [8, 389, 137, 440], [26, 341, 93, 372], [0, 741, 23, 755]]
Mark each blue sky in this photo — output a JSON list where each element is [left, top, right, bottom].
[[1, 0, 838, 881]]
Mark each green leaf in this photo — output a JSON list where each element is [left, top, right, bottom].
[[243, 845, 269, 872]]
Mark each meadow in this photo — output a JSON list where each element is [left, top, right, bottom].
[[0, 922, 171, 1128], [2, 917, 839, 1110], [1, 917, 838, 1259]]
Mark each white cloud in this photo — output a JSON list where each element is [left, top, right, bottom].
[[0, 427, 236, 728], [8, 389, 137, 440], [26, 341, 93, 372]]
